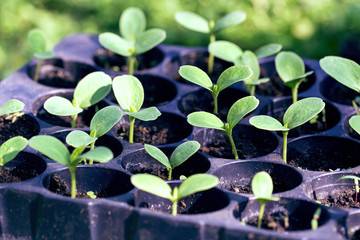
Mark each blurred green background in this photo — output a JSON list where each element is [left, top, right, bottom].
[[1, 0, 359, 80]]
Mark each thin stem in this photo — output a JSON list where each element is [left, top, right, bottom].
[[226, 130, 239, 160], [258, 203, 265, 229], [34, 59, 42, 82], [71, 114, 78, 128], [249, 85, 255, 96], [282, 131, 289, 163], [207, 34, 216, 74], [129, 116, 135, 143], [292, 86, 298, 103], [352, 100, 360, 115], [69, 167, 77, 198], [172, 200, 178, 216], [128, 56, 136, 75], [89, 141, 96, 164], [168, 168, 172, 181], [212, 92, 219, 115]]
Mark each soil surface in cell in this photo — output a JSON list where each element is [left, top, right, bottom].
[[0, 115, 39, 145], [0, 167, 38, 183], [319, 189, 360, 209], [38, 66, 76, 88], [225, 177, 293, 194]]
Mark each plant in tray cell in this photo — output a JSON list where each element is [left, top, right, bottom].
[[131, 173, 218, 216], [252, 171, 280, 229], [275, 51, 314, 103], [249, 97, 325, 163], [0, 99, 25, 123], [99, 7, 166, 75], [187, 96, 259, 159], [311, 207, 322, 230], [335, 175, 360, 203], [44, 71, 112, 128], [0, 136, 28, 170], [144, 141, 200, 180], [209, 41, 282, 96], [320, 56, 360, 115], [29, 133, 113, 198], [28, 29, 54, 83], [179, 65, 253, 114], [112, 75, 161, 143], [175, 10, 246, 74]]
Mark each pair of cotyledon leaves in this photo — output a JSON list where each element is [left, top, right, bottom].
[[28, 29, 54, 59]]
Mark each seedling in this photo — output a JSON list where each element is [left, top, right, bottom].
[[131, 173, 218, 216], [86, 191, 96, 199], [187, 96, 259, 159], [144, 141, 200, 180], [0, 136, 28, 170], [251, 171, 280, 229], [275, 51, 313, 103], [112, 75, 161, 143], [179, 65, 252, 114], [349, 115, 360, 135], [99, 7, 166, 75], [320, 56, 360, 115], [311, 207, 322, 230], [28, 29, 54, 83], [335, 175, 360, 203], [44, 71, 112, 128], [209, 41, 282, 95], [29, 133, 113, 198], [249, 97, 325, 163], [175, 11, 246, 74], [87, 106, 123, 164], [0, 99, 25, 123]]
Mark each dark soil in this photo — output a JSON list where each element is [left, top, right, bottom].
[[320, 77, 358, 105], [0, 115, 40, 145], [225, 177, 293, 194], [125, 162, 169, 180], [38, 65, 76, 88], [319, 188, 360, 209], [0, 167, 38, 183], [93, 48, 163, 72]]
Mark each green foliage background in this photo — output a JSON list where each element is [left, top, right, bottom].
[[0, 0, 359, 80]]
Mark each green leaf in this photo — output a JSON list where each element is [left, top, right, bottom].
[[349, 115, 360, 135], [249, 115, 289, 131], [113, 75, 144, 112], [282, 71, 313, 88], [79, 146, 113, 163], [28, 29, 47, 53], [275, 51, 305, 83], [135, 29, 166, 55], [245, 78, 269, 86], [187, 112, 225, 131], [90, 106, 123, 138], [0, 137, 28, 165], [131, 174, 173, 199], [170, 141, 200, 168], [44, 96, 82, 116], [227, 96, 259, 130], [320, 56, 360, 93], [120, 7, 146, 39], [217, 65, 253, 92], [127, 107, 161, 121], [235, 51, 260, 81], [175, 11, 209, 34], [283, 97, 325, 129], [65, 130, 97, 148], [0, 99, 25, 116], [178, 174, 218, 199], [99, 32, 134, 57], [335, 175, 360, 183], [178, 65, 213, 91], [74, 71, 112, 108], [252, 171, 279, 202], [254, 43, 282, 59], [144, 144, 171, 169], [34, 51, 54, 59], [214, 11, 246, 33], [208, 41, 243, 63], [29, 135, 70, 166]]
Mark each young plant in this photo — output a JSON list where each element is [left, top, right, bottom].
[[320, 56, 360, 115], [187, 96, 259, 159], [29, 133, 113, 198], [144, 141, 200, 180], [249, 97, 325, 163], [0, 136, 28, 170], [311, 207, 322, 230], [131, 173, 218, 216], [179, 65, 253, 114], [86, 191, 97, 199], [251, 171, 280, 229], [0, 99, 25, 123], [99, 7, 166, 75], [175, 11, 246, 74], [275, 51, 313, 103], [209, 41, 282, 96], [350, 115, 360, 135], [88, 105, 123, 164], [112, 75, 161, 143], [44, 71, 112, 128], [335, 175, 360, 203], [28, 29, 54, 83]]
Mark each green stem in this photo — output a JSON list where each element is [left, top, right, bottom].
[[226, 130, 239, 159], [128, 55, 136, 75], [292, 86, 298, 103], [89, 141, 95, 164], [207, 34, 216, 74], [258, 203, 265, 229], [212, 92, 219, 115], [69, 167, 77, 198], [168, 168, 172, 181], [129, 116, 135, 143], [71, 114, 78, 128], [282, 131, 289, 163], [34, 59, 42, 82], [249, 85, 255, 96], [172, 200, 178, 216], [352, 100, 360, 115]]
